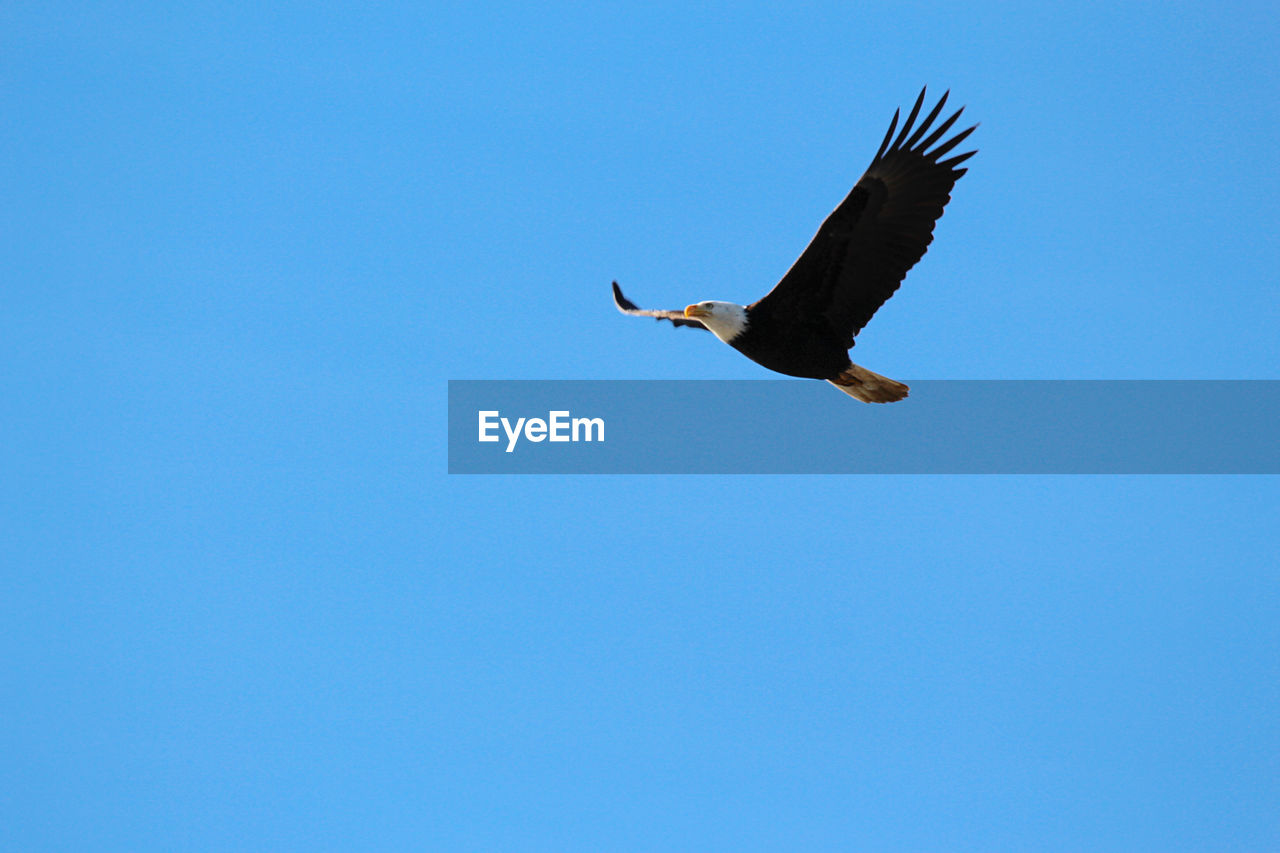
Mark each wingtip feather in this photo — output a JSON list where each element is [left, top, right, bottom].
[[873, 108, 901, 164], [928, 124, 977, 160], [904, 90, 949, 150], [891, 88, 928, 151], [611, 280, 638, 312]]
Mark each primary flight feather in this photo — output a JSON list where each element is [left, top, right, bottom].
[[613, 87, 976, 403]]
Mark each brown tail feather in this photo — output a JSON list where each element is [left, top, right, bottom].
[[828, 364, 909, 403]]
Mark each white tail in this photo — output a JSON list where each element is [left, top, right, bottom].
[[828, 364, 910, 403]]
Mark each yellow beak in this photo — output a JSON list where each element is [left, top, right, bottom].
[[684, 304, 708, 319]]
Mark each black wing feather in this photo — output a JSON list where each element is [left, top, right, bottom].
[[750, 87, 977, 345], [611, 281, 709, 331]]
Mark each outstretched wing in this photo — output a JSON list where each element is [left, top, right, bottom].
[[611, 281, 709, 331], [749, 88, 976, 346]]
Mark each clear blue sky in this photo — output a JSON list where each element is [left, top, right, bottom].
[[4, 1, 1279, 848]]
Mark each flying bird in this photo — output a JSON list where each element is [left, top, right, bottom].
[[613, 88, 976, 402]]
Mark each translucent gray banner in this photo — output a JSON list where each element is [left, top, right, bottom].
[[448, 381, 1280, 474]]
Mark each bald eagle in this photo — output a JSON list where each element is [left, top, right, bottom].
[[613, 88, 976, 403]]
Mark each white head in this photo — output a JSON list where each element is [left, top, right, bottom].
[[684, 301, 749, 343]]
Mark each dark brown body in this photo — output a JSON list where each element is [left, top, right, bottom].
[[727, 312, 852, 380]]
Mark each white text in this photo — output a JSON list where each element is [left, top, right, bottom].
[[478, 410, 605, 452]]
